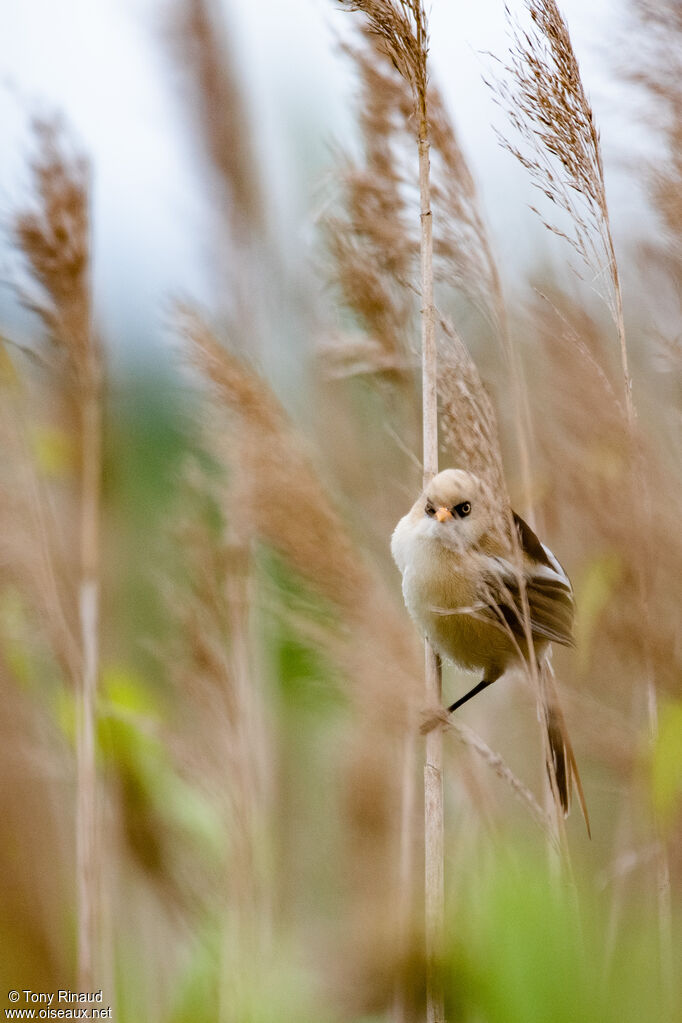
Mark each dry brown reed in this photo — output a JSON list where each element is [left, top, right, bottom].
[[335, 7, 445, 1019], [325, 31, 507, 364], [12, 120, 101, 991], [497, 0, 681, 965], [629, 0, 682, 243], [170, 0, 263, 239], [494, 0, 634, 424], [178, 307, 423, 1009], [530, 290, 682, 705], [178, 308, 555, 1015], [627, 0, 682, 383], [529, 284, 682, 992], [327, 9, 588, 1011], [336, 2, 428, 116], [323, 28, 525, 528], [159, 460, 274, 1018]]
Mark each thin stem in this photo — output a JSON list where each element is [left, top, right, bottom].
[[76, 163, 101, 988], [392, 724, 417, 1023], [605, 228, 635, 430], [490, 270, 536, 525], [419, 116, 445, 1022], [76, 359, 101, 991]]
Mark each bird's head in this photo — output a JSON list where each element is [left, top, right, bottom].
[[420, 468, 493, 551]]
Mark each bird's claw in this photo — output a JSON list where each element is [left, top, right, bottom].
[[419, 706, 451, 735]]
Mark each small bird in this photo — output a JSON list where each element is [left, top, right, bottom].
[[392, 467, 589, 833]]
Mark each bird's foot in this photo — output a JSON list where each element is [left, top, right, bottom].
[[419, 705, 451, 735]]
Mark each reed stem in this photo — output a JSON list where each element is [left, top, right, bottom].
[[419, 113, 445, 1022], [76, 304, 102, 991]]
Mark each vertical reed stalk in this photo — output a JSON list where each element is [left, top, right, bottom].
[[392, 724, 417, 1023], [76, 306, 102, 992], [333, 5, 444, 1014], [12, 125, 102, 989], [418, 91, 444, 1023]]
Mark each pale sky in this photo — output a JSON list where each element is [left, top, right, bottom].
[[0, 0, 651, 358]]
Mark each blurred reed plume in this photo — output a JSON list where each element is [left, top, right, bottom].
[[170, 0, 263, 240], [170, 0, 268, 344], [530, 290, 682, 699], [159, 454, 274, 1019], [178, 307, 425, 1010], [628, 0, 682, 366], [12, 120, 102, 991], [496, 0, 680, 983], [178, 306, 551, 1018], [324, 26, 510, 533]]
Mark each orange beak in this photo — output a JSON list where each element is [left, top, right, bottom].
[[435, 506, 453, 523]]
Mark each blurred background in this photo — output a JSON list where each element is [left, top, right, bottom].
[[0, 0, 680, 1021]]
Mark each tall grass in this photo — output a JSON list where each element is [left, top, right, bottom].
[[12, 122, 102, 990]]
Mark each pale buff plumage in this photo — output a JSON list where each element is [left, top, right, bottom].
[[392, 468, 589, 832]]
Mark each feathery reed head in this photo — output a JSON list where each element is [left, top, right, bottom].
[[493, 1, 611, 280], [323, 33, 417, 375], [325, 23, 508, 499], [171, 0, 263, 236], [13, 120, 92, 381], [178, 306, 369, 612], [336, 1, 429, 120]]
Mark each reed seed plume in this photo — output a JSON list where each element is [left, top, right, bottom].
[[495, 0, 673, 894], [12, 119, 102, 992], [162, 464, 273, 972], [494, 0, 636, 501], [178, 308, 423, 718], [437, 320, 508, 535], [177, 307, 368, 614], [335, 1, 428, 118], [325, 29, 508, 371], [324, 35, 417, 376], [532, 291, 682, 698], [171, 0, 263, 238], [493, 2, 608, 276], [627, 0, 682, 353], [179, 307, 424, 1006], [427, 88, 504, 329], [325, 25, 533, 528], [325, 28, 514, 525], [13, 121, 92, 382]]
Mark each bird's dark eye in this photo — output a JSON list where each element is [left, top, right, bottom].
[[454, 501, 471, 518], [425, 504, 436, 516]]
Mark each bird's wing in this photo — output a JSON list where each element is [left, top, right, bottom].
[[478, 513, 575, 648]]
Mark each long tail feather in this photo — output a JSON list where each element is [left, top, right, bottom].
[[542, 670, 591, 838]]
